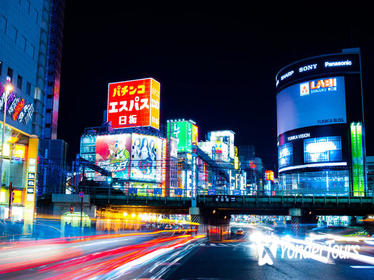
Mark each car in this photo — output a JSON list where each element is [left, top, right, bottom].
[[236, 229, 244, 235]]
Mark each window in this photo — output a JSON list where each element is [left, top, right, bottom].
[[0, 16, 6, 33], [17, 35, 26, 51], [17, 75, 23, 90], [26, 82, 31, 96], [7, 67, 13, 82]]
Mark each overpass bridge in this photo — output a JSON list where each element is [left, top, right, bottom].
[[89, 193, 374, 216]]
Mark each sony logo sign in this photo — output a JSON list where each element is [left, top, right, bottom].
[[299, 64, 317, 73]]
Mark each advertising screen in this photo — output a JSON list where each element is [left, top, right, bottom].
[[130, 134, 162, 182], [278, 142, 293, 168], [96, 134, 131, 178], [277, 77, 346, 136], [107, 78, 160, 129], [304, 136, 342, 163]]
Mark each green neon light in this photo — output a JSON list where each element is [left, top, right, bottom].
[[351, 122, 365, 196], [167, 121, 193, 153]]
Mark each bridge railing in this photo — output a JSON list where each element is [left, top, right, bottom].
[[78, 184, 372, 201]]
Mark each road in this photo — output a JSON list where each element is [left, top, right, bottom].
[[162, 231, 374, 280], [1, 228, 374, 279]]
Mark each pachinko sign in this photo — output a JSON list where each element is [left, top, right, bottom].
[[0, 82, 34, 132], [131, 134, 162, 182], [95, 134, 131, 179], [107, 78, 160, 129]]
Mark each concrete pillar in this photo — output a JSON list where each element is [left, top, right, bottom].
[[288, 208, 318, 236], [199, 208, 231, 241]]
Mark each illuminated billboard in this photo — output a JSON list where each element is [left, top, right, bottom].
[[130, 134, 162, 182], [304, 136, 342, 163], [107, 78, 160, 129], [277, 77, 346, 136], [167, 120, 198, 153], [95, 134, 131, 178], [0, 82, 34, 135], [278, 142, 293, 168], [208, 130, 235, 160]]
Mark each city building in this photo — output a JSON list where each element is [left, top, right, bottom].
[[0, 0, 67, 224], [238, 145, 264, 195], [275, 48, 366, 196], [366, 155, 374, 196], [0, 0, 48, 223]]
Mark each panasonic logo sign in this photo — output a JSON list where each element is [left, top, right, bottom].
[[324, 60, 352, 67], [299, 64, 317, 73]]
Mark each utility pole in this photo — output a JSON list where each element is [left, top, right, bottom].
[[79, 191, 84, 234], [8, 182, 13, 220]]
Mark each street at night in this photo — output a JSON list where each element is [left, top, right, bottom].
[[1, 1, 374, 279]]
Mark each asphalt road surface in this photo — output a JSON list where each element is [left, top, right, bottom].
[[163, 239, 374, 280]]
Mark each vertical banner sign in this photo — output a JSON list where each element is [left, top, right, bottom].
[[162, 138, 167, 195], [24, 136, 38, 234], [107, 78, 160, 129], [351, 123, 365, 196]]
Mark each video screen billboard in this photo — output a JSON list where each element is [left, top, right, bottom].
[[96, 134, 131, 178], [278, 142, 293, 168], [277, 77, 346, 136], [107, 78, 160, 129], [304, 136, 342, 163], [130, 134, 162, 182]]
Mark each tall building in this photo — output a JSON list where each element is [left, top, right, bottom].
[[37, 0, 66, 196], [42, 0, 65, 140], [276, 48, 366, 196], [0, 0, 67, 199], [0, 0, 47, 222]]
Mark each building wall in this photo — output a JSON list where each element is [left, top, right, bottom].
[[367, 156, 374, 196], [0, 0, 44, 135]]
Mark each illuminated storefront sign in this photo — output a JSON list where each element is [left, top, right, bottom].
[[107, 78, 160, 129], [96, 134, 131, 179]]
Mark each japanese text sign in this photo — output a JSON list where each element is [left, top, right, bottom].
[[107, 78, 160, 129]]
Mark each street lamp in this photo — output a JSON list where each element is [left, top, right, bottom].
[[0, 83, 13, 186]]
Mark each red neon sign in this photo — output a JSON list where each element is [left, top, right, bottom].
[[107, 78, 160, 129]]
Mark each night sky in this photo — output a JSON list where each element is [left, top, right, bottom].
[[58, 3, 374, 170]]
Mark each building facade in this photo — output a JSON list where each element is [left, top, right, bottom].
[[0, 1, 66, 223], [276, 48, 366, 196]]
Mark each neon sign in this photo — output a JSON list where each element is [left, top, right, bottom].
[[0, 82, 34, 126]]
